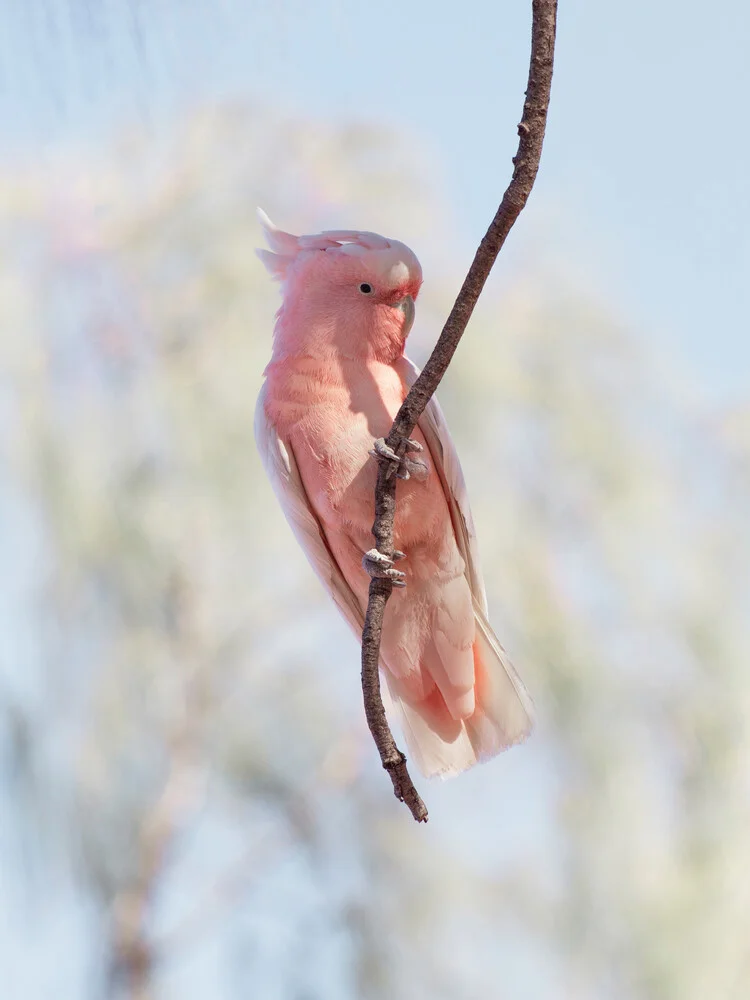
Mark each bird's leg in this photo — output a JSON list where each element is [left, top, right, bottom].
[[362, 548, 406, 587], [370, 437, 429, 482]]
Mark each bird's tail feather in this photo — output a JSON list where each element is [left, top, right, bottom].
[[387, 603, 534, 779]]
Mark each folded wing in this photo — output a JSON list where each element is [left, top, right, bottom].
[[255, 372, 534, 778]]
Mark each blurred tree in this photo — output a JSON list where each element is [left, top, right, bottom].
[[0, 105, 748, 999]]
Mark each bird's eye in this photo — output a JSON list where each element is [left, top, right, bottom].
[[359, 282, 373, 294]]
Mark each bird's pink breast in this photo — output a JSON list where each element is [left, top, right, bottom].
[[264, 355, 445, 549]]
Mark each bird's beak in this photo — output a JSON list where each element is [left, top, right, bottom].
[[396, 294, 415, 335]]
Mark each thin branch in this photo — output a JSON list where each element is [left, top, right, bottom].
[[361, 0, 558, 822]]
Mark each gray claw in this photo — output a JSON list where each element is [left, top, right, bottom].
[[362, 548, 407, 587], [370, 437, 429, 482], [370, 438, 400, 467]]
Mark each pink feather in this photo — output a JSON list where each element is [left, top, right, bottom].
[[255, 217, 533, 778]]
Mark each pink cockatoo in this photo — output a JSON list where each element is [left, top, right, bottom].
[[255, 211, 533, 778]]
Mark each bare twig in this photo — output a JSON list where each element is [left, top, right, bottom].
[[361, 0, 558, 821]]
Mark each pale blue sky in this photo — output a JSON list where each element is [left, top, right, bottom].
[[1, 0, 748, 402]]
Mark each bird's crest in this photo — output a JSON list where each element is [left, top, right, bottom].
[[256, 208, 393, 281]]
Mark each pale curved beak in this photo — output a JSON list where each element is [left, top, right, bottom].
[[396, 294, 415, 335]]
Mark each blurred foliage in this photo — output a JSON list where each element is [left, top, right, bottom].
[[1, 104, 749, 999]]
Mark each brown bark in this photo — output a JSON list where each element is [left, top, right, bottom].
[[361, 0, 558, 821]]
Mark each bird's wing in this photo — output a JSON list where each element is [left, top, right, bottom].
[[402, 358, 488, 613], [404, 357, 535, 736], [256, 372, 533, 780], [254, 384, 364, 638]]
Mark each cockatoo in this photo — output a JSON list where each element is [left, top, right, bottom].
[[255, 211, 533, 778]]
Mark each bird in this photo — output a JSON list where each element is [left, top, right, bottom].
[[255, 211, 533, 778]]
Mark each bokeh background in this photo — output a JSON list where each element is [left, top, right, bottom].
[[1, 2, 749, 998]]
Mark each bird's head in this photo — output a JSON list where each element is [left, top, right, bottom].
[[257, 210, 423, 362]]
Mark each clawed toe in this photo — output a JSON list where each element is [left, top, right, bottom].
[[371, 438, 398, 463], [370, 437, 429, 481], [362, 548, 406, 587]]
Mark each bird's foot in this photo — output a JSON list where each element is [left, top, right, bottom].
[[370, 437, 429, 481], [362, 548, 406, 587]]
